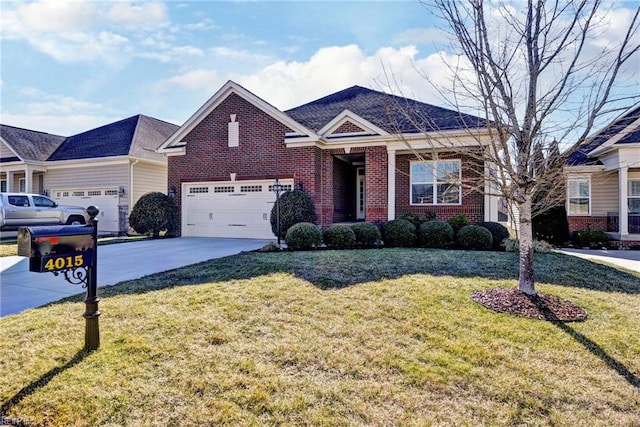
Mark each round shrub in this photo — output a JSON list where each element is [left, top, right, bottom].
[[382, 219, 416, 247], [350, 222, 382, 247], [418, 220, 454, 248], [456, 224, 493, 250], [323, 225, 356, 249], [128, 192, 178, 237], [447, 214, 470, 235], [271, 189, 317, 241], [399, 212, 423, 228], [477, 221, 510, 251], [285, 222, 323, 250]]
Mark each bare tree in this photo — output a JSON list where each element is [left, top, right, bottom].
[[391, 0, 639, 295]]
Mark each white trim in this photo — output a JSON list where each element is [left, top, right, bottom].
[[318, 109, 390, 138], [158, 80, 319, 153], [567, 177, 591, 216], [387, 149, 396, 220], [409, 159, 462, 206]]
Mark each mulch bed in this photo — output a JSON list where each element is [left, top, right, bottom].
[[471, 288, 588, 322]]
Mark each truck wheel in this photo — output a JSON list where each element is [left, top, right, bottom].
[[66, 216, 86, 225]]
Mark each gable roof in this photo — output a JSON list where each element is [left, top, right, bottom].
[[285, 85, 487, 134], [49, 114, 178, 161], [158, 80, 318, 152], [567, 104, 640, 166], [0, 125, 65, 162]]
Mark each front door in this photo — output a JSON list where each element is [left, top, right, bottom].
[[356, 167, 365, 220]]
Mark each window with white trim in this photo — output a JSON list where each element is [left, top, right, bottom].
[[629, 179, 640, 214], [18, 178, 25, 193], [568, 178, 590, 215], [0, 180, 6, 192], [410, 160, 461, 205]]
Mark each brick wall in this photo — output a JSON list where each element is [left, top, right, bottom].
[[365, 146, 388, 223], [394, 152, 485, 223], [567, 216, 607, 233], [168, 93, 323, 234]]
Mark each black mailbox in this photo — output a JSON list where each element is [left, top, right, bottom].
[[18, 225, 95, 273]]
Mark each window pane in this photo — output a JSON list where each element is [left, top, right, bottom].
[[437, 183, 460, 204], [437, 161, 460, 181], [412, 184, 433, 204], [33, 196, 55, 207], [629, 180, 640, 197], [411, 163, 433, 183], [569, 198, 589, 215], [629, 198, 640, 214], [569, 179, 589, 198]]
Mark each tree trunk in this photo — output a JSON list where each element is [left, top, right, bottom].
[[518, 194, 536, 295]]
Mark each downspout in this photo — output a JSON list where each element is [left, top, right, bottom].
[[130, 159, 139, 209]]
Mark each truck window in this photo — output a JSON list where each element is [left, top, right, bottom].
[[8, 196, 30, 207], [33, 196, 57, 208]]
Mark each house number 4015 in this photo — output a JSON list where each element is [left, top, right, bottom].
[[44, 254, 86, 272]]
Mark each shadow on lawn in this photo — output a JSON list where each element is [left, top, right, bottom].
[[0, 350, 89, 422], [529, 295, 640, 389], [61, 249, 639, 300]]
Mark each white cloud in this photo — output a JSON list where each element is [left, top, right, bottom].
[[106, 2, 169, 29], [4, 0, 99, 35], [393, 28, 450, 45], [157, 69, 221, 91]]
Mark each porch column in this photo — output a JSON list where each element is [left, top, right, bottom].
[[24, 166, 33, 193], [619, 166, 628, 237], [387, 149, 396, 221], [6, 171, 15, 192], [484, 160, 499, 222]]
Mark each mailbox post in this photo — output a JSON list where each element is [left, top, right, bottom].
[[17, 206, 101, 351]]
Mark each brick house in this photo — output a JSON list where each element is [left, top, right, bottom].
[[157, 81, 500, 239], [565, 103, 640, 246]]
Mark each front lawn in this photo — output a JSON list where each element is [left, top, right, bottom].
[[1, 249, 639, 426]]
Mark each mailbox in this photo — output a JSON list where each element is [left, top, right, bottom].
[[18, 225, 95, 273]]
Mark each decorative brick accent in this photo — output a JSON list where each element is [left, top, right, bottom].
[[332, 121, 365, 135]]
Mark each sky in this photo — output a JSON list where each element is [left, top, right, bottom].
[[1, 0, 639, 138]]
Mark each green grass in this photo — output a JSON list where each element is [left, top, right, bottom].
[[1, 249, 639, 426]]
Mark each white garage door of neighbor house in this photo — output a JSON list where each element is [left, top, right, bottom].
[[183, 180, 293, 239], [53, 188, 119, 233]]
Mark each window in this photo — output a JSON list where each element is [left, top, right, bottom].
[[18, 178, 25, 193], [33, 195, 56, 208], [629, 179, 640, 214], [0, 180, 6, 192], [8, 195, 29, 207], [410, 160, 461, 205], [568, 178, 590, 215]]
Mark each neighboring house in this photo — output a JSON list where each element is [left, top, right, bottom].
[[158, 80, 500, 239], [0, 115, 178, 234], [565, 104, 640, 246]]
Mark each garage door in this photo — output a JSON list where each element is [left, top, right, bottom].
[[53, 188, 120, 233], [183, 180, 293, 239]]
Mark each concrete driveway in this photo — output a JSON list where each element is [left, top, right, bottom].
[[0, 237, 271, 317], [557, 248, 640, 273]]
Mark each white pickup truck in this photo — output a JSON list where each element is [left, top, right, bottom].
[[0, 192, 90, 230]]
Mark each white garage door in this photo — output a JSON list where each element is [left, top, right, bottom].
[[183, 180, 293, 239], [53, 188, 120, 233]]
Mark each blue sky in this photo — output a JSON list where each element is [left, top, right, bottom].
[[1, 1, 639, 138]]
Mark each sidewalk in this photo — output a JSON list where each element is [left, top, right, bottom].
[[556, 248, 640, 273]]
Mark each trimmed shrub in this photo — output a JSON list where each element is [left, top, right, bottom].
[[285, 222, 323, 250], [128, 192, 178, 237], [423, 211, 437, 222], [350, 222, 382, 247], [399, 212, 423, 228], [533, 206, 570, 245], [571, 230, 609, 248], [323, 225, 356, 249], [382, 219, 416, 247], [271, 189, 317, 240], [456, 224, 493, 250], [477, 221, 510, 251], [502, 238, 554, 254], [448, 214, 470, 235], [418, 220, 454, 248]]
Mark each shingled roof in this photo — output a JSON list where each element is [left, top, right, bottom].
[[48, 115, 178, 162], [0, 125, 65, 162], [285, 85, 487, 134], [567, 104, 640, 166]]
